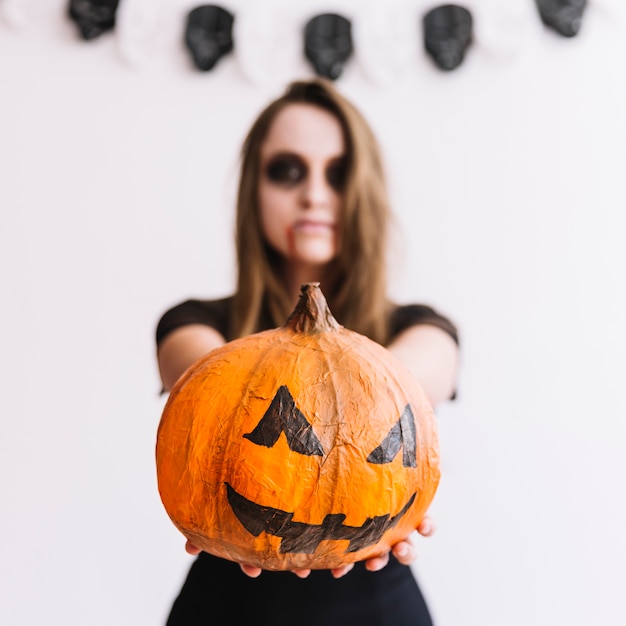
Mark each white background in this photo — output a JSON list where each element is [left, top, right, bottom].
[[1, 0, 625, 624]]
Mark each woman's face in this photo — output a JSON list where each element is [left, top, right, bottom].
[[258, 103, 347, 269]]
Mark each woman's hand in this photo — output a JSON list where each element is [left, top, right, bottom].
[[293, 515, 436, 579], [364, 515, 436, 573], [184, 514, 436, 579]]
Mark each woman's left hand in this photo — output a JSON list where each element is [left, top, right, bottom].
[[365, 516, 435, 572], [280, 515, 436, 579], [335, 514, 436, 578]]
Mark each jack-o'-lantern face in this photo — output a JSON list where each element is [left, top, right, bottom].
[[227, 385, 419, 557], [156, 284, 440, 571]]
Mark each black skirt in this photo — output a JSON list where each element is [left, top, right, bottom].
[[166, 552, 434, 626]]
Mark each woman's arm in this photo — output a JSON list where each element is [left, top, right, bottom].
[[371, 323, 458, 571], [386, 324, 460, 409], [157, 324, 226, 392]]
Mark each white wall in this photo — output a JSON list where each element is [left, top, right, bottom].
[[1, 1, 625, 625]]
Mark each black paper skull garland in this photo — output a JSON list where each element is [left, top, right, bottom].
[[68, 0, 119, 40], [304, 13, 354, 81], [423, 4, 473, 71], [185, 5, 235, 72], [536, 0, 587, 37]]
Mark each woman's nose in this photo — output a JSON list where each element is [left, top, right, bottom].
[[301, 168, 332, 207]]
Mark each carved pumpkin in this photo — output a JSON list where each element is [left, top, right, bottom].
[[156, 283, 440, 571]]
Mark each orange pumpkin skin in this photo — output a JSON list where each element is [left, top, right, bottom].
[[156, 283, 440, 571]]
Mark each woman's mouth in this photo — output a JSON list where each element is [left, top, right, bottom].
[[293, 220, 334, 235]]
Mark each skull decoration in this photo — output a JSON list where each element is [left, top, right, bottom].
[[156, 284, 440, 571], [423, 4, 473, 71], [68, 0, 119, 40], [535, 0, 587, 37], [184, 4, 235, 71], [304, 13, 354, 81]]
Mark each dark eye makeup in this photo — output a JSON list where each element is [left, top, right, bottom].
[[325, 158, 348, 191], [264, 153, 348, 192], [265, 154, 306, 186]]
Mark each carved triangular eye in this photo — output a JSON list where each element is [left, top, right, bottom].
[[244, 385, 324, 456], [367, 404, 417, 467]]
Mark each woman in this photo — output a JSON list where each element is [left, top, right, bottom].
[[156, 78, 459, 625]]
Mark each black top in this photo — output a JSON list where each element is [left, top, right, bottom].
[[156, 296, 458, 626], [156, 296, 459, 348]]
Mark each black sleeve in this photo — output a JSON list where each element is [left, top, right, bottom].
[[389, 304, 459, 346], [155, 298, 233, 346]]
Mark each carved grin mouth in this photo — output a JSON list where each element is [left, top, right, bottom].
[[225, 482, 416, 555]]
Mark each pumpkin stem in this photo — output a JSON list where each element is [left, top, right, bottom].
[[285, 283, 341, 333]]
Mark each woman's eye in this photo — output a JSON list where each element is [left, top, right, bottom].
[[326, 159, 348, 192], [266, 157, 306, 185]]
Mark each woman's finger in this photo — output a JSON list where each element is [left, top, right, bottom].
[[392, 538, 417, 565], [330, 563, 355, 578], [364, 551, 390, 572], [417, 516, 436, 537], [292, 568, 312, 578], [239, 563, 263, 578], [184, 540, 202, 555]]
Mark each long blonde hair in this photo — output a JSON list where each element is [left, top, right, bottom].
[[232, 79, 393, 344]]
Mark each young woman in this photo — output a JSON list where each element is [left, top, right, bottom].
[[156, 78, 459, 626]]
